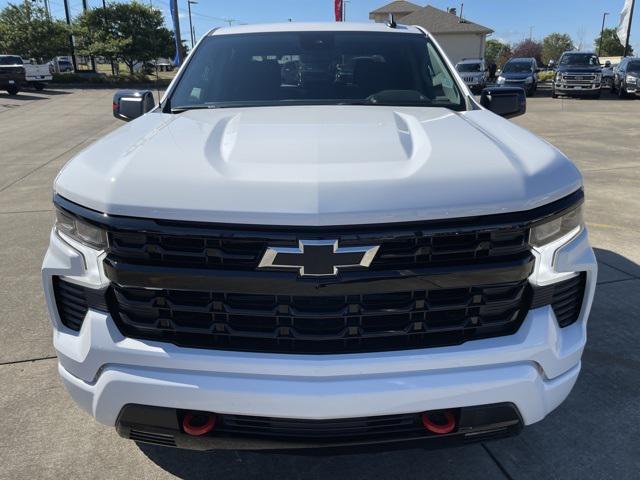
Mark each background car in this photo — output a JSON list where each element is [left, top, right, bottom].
[[497, 57, 538, 96], [612, 57, 640, 98], [601, 60, 615, 88], [49, 56, 74, 73], [455, 58, 487, 93]]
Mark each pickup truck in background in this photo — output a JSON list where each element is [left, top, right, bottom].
[[0, 55, 24, 95], [552, 51, 602, 99], [21, 57, 53, 90]]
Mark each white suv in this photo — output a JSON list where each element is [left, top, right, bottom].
[[43, 22, 596, 450]]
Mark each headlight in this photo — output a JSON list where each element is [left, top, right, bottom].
[[525, 76, 533, 83], [555, 73, 562, 82], [594, 73, 602, 81], [530, 204, 584, 247], [497, 76, 505, 84], [55, 208, 107, 249], [626, 75, 638, 84]]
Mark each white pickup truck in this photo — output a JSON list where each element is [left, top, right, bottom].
[[20, 57, 53, 90], [43, 22, 596, 451]]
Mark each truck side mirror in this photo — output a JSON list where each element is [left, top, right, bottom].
[[604, 60, 611, 68], [112, 90, 156, 121], [480, 87, 526, 119]]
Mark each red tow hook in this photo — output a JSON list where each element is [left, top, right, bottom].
[[182, 411, 217, 436], [421, 409, 456, 434]]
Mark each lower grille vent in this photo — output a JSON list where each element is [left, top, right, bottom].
[[217, 413, 424, 440], [52, 278, 89, 330], [129, 429, 176, 447], [551, 274, 586, 327], [52, 277, 108, 331], [530, 273, 586, 327]]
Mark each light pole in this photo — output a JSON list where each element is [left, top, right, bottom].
[[598, 12, 609, 56], [343, 0, 350, 21], [187, 0, 198, 48]]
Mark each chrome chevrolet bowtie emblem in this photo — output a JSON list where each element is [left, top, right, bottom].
[[258, 240, 380, 277]]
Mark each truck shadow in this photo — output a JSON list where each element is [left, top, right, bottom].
[[532, 83, 626, 100], [0, 92, 48, 101], [137, 248, 640, 480]]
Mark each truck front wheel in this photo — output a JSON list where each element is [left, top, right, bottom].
[[618, 84, 629, 99], [34, 83, 45, 91], [6, 86, 19, 95]]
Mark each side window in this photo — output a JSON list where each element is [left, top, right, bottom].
[[426, 42, 460, 104]]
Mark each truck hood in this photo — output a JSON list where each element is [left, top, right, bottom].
[[556, 65, 602, 74], [55, 105, 582, 226], [501, 72, 534, 80]]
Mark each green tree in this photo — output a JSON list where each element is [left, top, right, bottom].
[[0, 1, 71, 61], [542, 33, 574, 65], [75, 2, 174, 74], [485, 39, 510, 67], [496, 44, 513, 67], [595, 28, 632, 56]]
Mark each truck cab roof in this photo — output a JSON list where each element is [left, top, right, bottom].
[[208, 22, 423, 36]]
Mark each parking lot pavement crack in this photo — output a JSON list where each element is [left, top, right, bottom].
[[0, 355, 57, 367], [597, 277, 640, 286], [597, 263, 640, 281], [0, 139, 91, 194], [481, 443, 514, 480], [0, 209, 53, 215], [582, 164, 640, 173]]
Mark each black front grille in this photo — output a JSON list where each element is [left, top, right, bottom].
[[54, 190, 585, 354], [108, 227, 529, 271], [53, 278, 89, 330], [109, 280, 531, 354]]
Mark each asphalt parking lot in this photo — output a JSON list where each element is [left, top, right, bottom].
[[1, 86, 639, 480]]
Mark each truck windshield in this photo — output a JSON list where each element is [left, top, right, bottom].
[[0, 56, 22, 65], [456, 63, 481, 72], [502, 62, 533, 73], [559, 53, 599, 66], [169, 31, 465, 111]]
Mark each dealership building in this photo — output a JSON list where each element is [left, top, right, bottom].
[[369, 2, 494, 64]]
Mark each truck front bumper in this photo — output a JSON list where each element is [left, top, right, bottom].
[[43, 225, 597, 448], [554, 83, 601, 95]]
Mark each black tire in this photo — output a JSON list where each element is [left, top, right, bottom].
[[34, 83, 45, 91], [551, 89, 558, 99], [6, 86, 19, 95], [618, 84, 628, 99]]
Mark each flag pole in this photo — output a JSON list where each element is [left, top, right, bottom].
[[624, 0, 636, 56]]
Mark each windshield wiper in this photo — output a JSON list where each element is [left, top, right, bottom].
[[170, 105, 217, 113]]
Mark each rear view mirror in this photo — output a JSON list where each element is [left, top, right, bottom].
[[113, 90, 156, 121], [480, 87, 526, 119]]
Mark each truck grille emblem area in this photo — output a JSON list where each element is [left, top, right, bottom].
[[258, 240, 380, 277]]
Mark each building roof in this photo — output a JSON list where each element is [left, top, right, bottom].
[[398, 5, 493, 35], [369, 1, 423, 15]]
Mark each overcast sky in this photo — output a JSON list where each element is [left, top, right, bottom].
[[4, 0, 639, 54]]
